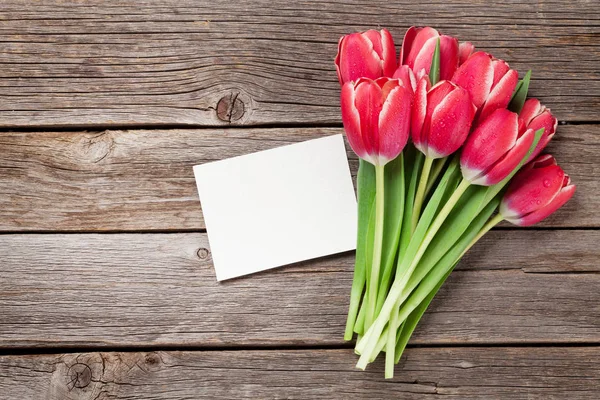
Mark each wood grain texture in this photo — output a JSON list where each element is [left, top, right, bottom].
[[1, 348, 599, 399], [1, 231, 598, 348], [0, 0, 598, 128], [0, 125, 595, 232]]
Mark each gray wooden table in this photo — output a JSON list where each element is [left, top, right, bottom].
[[1, 1, 599, 398]]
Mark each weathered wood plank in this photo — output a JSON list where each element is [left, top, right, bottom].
[[1, 231, 598, 348], [0, 348, 598, 399], [0, 125, 595, 231], [0, 0, 598, 127]]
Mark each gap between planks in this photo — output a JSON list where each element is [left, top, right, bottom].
[[2, 342, 600, 357], [1, 347, 599, 399]]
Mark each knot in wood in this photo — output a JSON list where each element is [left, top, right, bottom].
[[67, 363, 92, 389], [196, 247, 209, 260], [145, 352, 160, 365], [216, 92, 244, 122], [83, 131, 114, 164]]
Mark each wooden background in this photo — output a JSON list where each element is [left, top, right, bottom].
[[0, 1, 598, 398]]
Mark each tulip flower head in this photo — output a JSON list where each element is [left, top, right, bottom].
[[452, 52, 518, 124], [340, 77, 412, 166], [400, 26, 459, 81], [411, 77, 476, 158], [519, 98, 558, 162], [335, 29, 397, 85], [461, 108, 536, 186], [500, 155, 575, 226]]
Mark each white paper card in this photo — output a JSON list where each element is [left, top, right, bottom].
[[193, 134, 357, 281]]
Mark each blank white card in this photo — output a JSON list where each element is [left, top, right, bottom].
[[193, 134, 357, 281]]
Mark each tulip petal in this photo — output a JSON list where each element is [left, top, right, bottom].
[[335, 37, 343, 85], [475, 127, 536, 186], [491, 59, 511, 88], [419, 81, 456, 152], [392, 65, 417, 93], [514, 183, 576, 226], [411, 77, 430, 149], [337, 33, 383, 84], [438, 35, 460, 81], [400, 26, 417, 65], [528, 154, 558, 170], [404, 27, 439, 69], [458, 42, 474, 65], [518, 98, 542, 132], [500, 164, 566, 220], [363, 30, 384, 59], [341, 82, 370, 161], [426, 81, 456, 115], [411, 36, 439, 80], [427, 86, 475, 158], [355, 79, 383, 161], [478, 69, 519, 124], [452, 52, 493, 108], [461, 109, 519, 182], [380, 29, 397, 77], [526, 109, 558, 162], [378, 84, 411, 163]]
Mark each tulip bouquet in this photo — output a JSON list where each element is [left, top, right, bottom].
[[336, 27, 575, 378]]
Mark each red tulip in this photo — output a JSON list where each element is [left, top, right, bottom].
[[461, 108, 535, 186], [411, 77, 476, 158], [392, 65, 417, 94], [400, 26, 459, 81], [340, 77, 412, 166], [452, 52, 518, 123], [335, 29, 397, 85], [519, 98, 558, 162], [500, 155, 575, 226]]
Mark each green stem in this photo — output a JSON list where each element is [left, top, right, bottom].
[[365, 164, 385, 330], [353, 300, 366, 335], [424, 157, 447, 197], [411, 156, 433, 233], [385, 297, 400, 378], [356, 178, 471, 369]]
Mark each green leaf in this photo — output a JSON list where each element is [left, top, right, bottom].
[[511, 80, 523, 102], [435, 157, 462, 218], [508, 70, 531, 114], [400, 148, 423, 255], [354, 202, 376, 335], [429, 38, 441, 86], [375, 153, 406, 316], [344, 159, 375, 340]]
